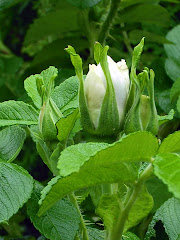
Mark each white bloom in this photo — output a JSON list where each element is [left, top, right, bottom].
[[84, 56, 130, 128]]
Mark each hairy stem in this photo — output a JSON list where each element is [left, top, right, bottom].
[[98, 0, 121, 45], [108, 163, 153, 240], [68, 193, 89, 240]]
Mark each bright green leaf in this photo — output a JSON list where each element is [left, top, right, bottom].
[[27, 182, 80, 240], [58, 142, 108, 176], [0, 101, 38, 126], [57, 108, 80, 143], [51, 76, 79, 114], [38, 159, 137, 215], [124, 186, 153, 231], [0, 162, 33, 223], [58, 131, 158, 178], [24, 66, 58, 109], [0, 126, 26, 162], [123, 232, 140, 240], [158, 131, 180, 153], [158, 109, 174, 126], [154, 153, 180, 199]]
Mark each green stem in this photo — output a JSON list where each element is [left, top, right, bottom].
[[108, 163, 153, 240], [68, 193, 89, 240], [98, 0, 121, 45]]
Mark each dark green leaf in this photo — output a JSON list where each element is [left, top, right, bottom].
[[145, 197, 180, 240], [66, 0, 102, 8], [0, 101, 38, 126], [27, 182, 80, 240], [0, 162, 33, 223], [118, 4, 170, 27], [0, 126, 26, 162]]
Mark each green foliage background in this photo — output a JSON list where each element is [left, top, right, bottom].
[[0, 0, 180, 239]]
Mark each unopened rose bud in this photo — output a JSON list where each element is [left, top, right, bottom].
[[84, 57, 130, 130]]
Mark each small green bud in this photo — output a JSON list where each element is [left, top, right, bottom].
[[124, 69, 158, 135], [39, 98, 63, 141]]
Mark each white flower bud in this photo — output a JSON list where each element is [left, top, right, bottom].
[[84, 56, 130, 129]]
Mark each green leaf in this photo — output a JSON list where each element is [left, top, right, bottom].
[[145, 197, 180, 240], [131, 37, 144, 72], [24, 66, 58, 108], [123, 232, 140, 240], [0, 126, 26, 162], [0, 0, 24, 10], [177, 96, 180, 114], [23, 8, 79, 47], [51, 76, 79, 114], [30, 126, 51, 169], [58, 142, 108, 177], [57, 108, 80, 143], [154, 153, 180, 199], [118, 4, 170, 27], [0, 101, 38, 127], [165, 58, 180, 82], [170, 78, 180, 102], [0, 162, 33, 223], [124, 186, 153, 231], [97, 187, 153, 234], [129, 30, 172, 44], [164, 25, 180, 81], [87, 227, 105, 240], [39, 163, 137, 216], [158, 109, 174, 126], [27, 182, 80, 240], [146, 177, 172, 213], [58, 132, 158, 177], [66, 0, 101, 8], [158, 131, 180, 153]]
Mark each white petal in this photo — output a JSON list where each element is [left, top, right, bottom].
[[108, 57, 130, 123], [84, 65, 106, 128]]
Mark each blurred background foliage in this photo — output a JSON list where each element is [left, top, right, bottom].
[[0, 0, 180, 238]]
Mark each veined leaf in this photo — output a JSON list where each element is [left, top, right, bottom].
[[38, 161, 137, 215], [58, 131, 158, 177], [145, 197, 180, 240], [0, 101, 38, 126], [24, 66, 58, 109], [123, 232, 140, 240], [158, 131, 180, 154], [0, 126, 26, 162], [0, 162, 33, 223], [27, 182, 80, 240], [51, 76, 79, 114], [170, 78, 180, 103], [154, 153, 180, 199]]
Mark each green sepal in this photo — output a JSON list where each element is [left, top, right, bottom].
[[94, 42, 104, 64], [97, 45, 120, 136], [65, 46, 94, 134]]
